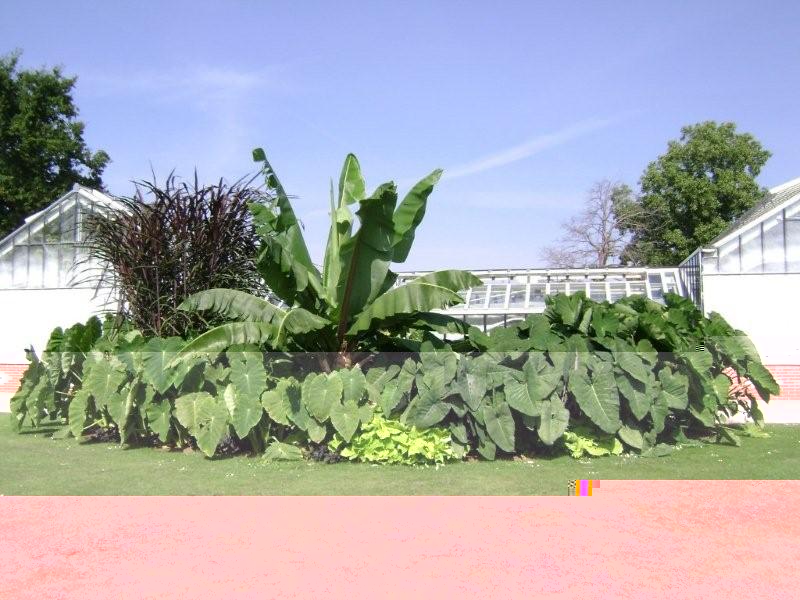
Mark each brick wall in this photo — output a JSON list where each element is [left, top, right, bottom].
[[765, 365, 800, 401], [0, 364, 27, 394]]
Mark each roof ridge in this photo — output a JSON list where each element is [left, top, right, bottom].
[[768, 175, 800, 194]]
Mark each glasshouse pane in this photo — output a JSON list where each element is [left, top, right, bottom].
[[549, 281, 566, 296], [468, 289, 486, 308], [762, 214, 784, 273], [787, 219, 800, 271], [740, 227, 762, 273], [42, 218, 62, 243], [61, 205, 78, 242], [489, 288, 507, 307], [718, 239, 740, 273], [27, 223, 42, 244], [12, 246, 29, 287], [43, 245, 60, 287], [0, 254, 11, 288], [648, 274, 664, 301], [29, 246, 44, 287], [609, 282, 626, 301], [60, 246, 76, 285], [629, 281, 646, 296], [589, 281, 607, 301], [529, 284, 546, 308], [508, 286, 526, 307]]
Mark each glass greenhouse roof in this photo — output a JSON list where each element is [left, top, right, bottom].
[[396, 267, 684, 331], [0, 187, 120, 290], [681, 177, 800, 276]]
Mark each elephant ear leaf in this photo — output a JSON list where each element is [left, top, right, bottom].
[[263, 441, 304, 461], [568, 364, 621, 434], [658, 367, 689, 410], [229, 354, 268, 404], [223, 383, 263, 439], [174, 392, 230, 458], [537, 395, 570, 445], [746, 361, 780, 398], [391, 169, 442, 263], [482, 396, 515, 453], [330, 400, 360, 442]]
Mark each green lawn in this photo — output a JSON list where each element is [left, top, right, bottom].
[[1, 416, 798, 495]]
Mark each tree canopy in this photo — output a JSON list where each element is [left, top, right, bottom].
[[618, 121, 771, 266], [0, 51, 109, 238]]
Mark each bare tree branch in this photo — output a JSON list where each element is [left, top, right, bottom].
[[541, 180, 635, 268]]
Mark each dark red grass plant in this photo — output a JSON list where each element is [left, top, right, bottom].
[[84, 174, 270, 338]]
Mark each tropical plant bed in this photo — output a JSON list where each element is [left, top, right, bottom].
[[1, 418, 797, 495], [7, 148, 781, 464]]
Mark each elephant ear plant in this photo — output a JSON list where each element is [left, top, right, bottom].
[[177, 149, 481, 364]]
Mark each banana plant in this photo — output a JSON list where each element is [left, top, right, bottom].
[[176, 149, 481, 364]]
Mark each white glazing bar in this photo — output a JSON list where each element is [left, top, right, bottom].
[[504, 282, 511, 309]]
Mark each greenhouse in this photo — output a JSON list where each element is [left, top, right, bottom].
[[0, 185, 120, 290], [0, 186, 120, 380], [397, 267, 683, 331]]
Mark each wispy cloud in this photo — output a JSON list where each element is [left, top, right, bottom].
[[83, 65, 293, 104], [442, 117, 619, 180]]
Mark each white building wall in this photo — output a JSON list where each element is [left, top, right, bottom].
[[701, 274, 800, 364], [0, 288, 115, 364]]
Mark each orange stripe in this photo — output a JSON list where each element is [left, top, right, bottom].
[[587, 480, 593, 496]]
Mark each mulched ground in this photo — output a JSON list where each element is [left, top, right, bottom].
[[1, 481, 798, 599]]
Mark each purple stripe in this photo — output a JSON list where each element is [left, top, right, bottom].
[[580, 480, 589, 496]]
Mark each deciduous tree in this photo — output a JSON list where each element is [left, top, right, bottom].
[[619, 121, 770, 265], [0, 51, 109, 238]]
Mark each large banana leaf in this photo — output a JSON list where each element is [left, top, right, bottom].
[[334, 183, 398, 332], [179, 289, 287, 322], [178, 322, 280, 355], [346, 270, 481, 336], [251, 148, 323, 306], [391, 169, 442, 263], [178, 289, 327, 352], [323, 155, 364, 304]]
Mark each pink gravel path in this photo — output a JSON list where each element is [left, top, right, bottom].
[[1, 481, 798, 599]]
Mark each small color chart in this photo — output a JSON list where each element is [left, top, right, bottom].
[[568, 480, 599, 496]]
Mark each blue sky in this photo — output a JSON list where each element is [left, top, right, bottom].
[[3, 1, 799, 269]]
